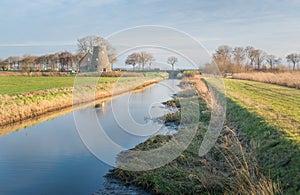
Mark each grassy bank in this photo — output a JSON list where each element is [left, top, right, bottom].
[[0, 71, 157, 95], [109, 76, 281, 194], [232, 72, 300, 88], [221, 79, 300, 193], [0, 72, 168, 129]]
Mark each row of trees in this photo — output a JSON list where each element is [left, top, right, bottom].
[[0, 52, 83, 72], [125, 51, 155, 70], [1, 34, 182, 72], [205, 45, 300, 74], [0, 36, 182, 71], [125, 52, 179, 70], [0, 35, 118, 72]]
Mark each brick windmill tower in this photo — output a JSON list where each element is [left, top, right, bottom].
[[91, 45, 111, 72]]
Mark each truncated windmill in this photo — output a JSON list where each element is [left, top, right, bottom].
[[91, 46, 111, 72]]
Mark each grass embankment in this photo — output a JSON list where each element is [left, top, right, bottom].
[[220, 79, 300, 193], [232, 72, 300, 89], [0, 76, 77, 95], [0, 72, 168, 129], [109, 76, 281, 194]]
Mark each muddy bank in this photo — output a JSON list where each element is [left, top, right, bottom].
[[0, 76, 166, 130]]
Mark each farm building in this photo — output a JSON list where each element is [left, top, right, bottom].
[[78, 52, 93, 72]]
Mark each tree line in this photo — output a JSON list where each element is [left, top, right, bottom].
[[0, 35, 118, 72], [0, 52, 82, 72], [0, 34, 179, 72], [125, 52, 178, 71], [125, 51, 154, 70], [204, 45, 300, 74]]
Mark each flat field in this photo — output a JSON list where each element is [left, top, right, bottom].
[[223, 79, 300, 193], [0, 72, 166, 95], [0, 76, 119, 95]]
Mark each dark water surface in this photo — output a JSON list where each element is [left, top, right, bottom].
[[0, 79, 181, 195]]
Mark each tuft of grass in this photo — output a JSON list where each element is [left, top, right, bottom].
[[165, 98, 180, 108], [183, 70, 200, 77]]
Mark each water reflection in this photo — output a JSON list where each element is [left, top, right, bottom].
[[95, 101, 108, 114], [0, 79, 182, 194]]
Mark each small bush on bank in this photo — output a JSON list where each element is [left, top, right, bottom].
[[183, 70, 200, 77]]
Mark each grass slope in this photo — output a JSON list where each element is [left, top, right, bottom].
[[110, 78, 280, 194], [222, 79, 300, 193]]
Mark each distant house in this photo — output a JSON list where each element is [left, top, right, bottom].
[[78, 52, 93, 72], [78, 46, 112, 72]]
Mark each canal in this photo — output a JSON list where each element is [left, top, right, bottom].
[[0, 79, 181, 194]]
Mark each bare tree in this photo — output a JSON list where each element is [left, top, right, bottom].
[[138, 51, 147, 70], [20, 55, 38, 71], [286, 53, 300, 70], [7, 56, 20, 70], [125, 52, 139, 70], [125, 51, 154, 70], [48, 53, 59, 71], [266, 55, 281, 70], [245, 46, 256, 69], [58, 52, 73, 71], [148, 54, 155, 70], [167, 56, 178, 70], [214, 45, 232, 65], [72, 53, 84, 71], [215, 45, 232, 61], [254, 50, 266, 70], [137, 51, 153, 70], [232, 47, 246, 66], [77, 35, 117, 65], [36, 55, 51, 70], [213, 45, 233, 73]]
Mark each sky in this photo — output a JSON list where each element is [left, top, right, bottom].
[[0, 0, 299, 68]]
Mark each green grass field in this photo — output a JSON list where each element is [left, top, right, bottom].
[[222, 79, 300, 193], [0, 77, 74, 95], [0, 72, 167, 95], [0, 76, 136, 95]]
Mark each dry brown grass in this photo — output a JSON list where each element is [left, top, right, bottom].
[[0, 71, 70, 77], [232, 72, 300, 88]]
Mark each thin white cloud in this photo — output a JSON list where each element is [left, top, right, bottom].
[[0, 42, 75, 47]]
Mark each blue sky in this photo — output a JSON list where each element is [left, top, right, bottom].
[[0, 0, 299, 67]]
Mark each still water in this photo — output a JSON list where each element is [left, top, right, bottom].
[[0, 79, 181, 195]]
